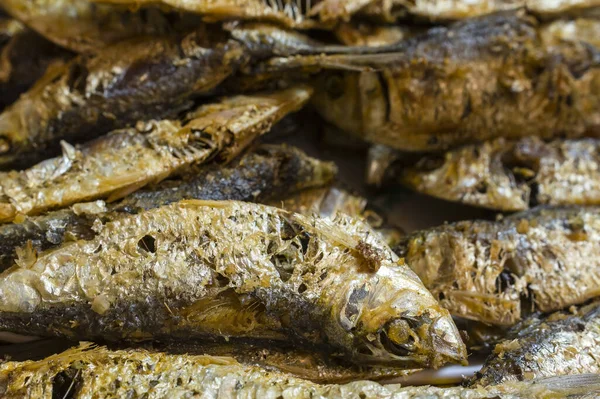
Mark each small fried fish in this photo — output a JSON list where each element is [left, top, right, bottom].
[[312, 11, 600, 152], [0, 87, 311, 222], [1, 344, 598, 398], [0, 144, 336, 272], [398, 137, 600, 211], [471, 300, 600, 385], [394, 206, 600, 326], [540, 17, 600, 48], [0, 200, 466, 369], [0, 24, 370, 169]]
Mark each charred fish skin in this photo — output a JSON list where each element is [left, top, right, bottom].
[[0, 19, 73, 111], [0, 144, 336, 272], [398, 137, 600, 211], [312, 11, 600, 152], [1, 344, 599, 399], [0, 200, 466, 369], [117, 144, 337, 212], [471, 300, 600, 386], [0, 87, 312, 222], [394, 206, 600, 326]]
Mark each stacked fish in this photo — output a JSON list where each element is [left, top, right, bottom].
[[0, 1, 599, 398]]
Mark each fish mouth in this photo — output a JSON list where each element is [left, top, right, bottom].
[[350, 314, 467, 368]]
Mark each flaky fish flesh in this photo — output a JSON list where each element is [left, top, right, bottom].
[[398, 137, 600, 211], [270, 186, 404, 248], [471, 300, 600, 385], [0, 200, 466, 369], [0, 144, 336, 272], [312, 11, 600, 152], [0, 23, 370, 169], [0, 18, 72, 111], [394, 206, 600, 326], [0, 0, 201, 53], [1, 343, 598, 398], [540, 17, 600, 48], [0, 87, 311, 223]]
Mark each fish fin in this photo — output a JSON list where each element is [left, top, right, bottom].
[[533, 374, 600, 395]]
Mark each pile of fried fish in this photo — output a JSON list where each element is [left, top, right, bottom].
[[0, 0, 599, 398]]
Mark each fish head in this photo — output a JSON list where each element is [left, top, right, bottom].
[[340, 263, 467, 368], [311, 71, 364, 136]]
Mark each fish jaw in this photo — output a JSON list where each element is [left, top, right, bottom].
[[343, 262, 467, 368]]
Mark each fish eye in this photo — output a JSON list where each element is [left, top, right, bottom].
[[0, 136, 10, 154], [325, 75, 345, 100]]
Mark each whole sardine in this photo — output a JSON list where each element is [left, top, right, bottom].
[[397, 137, 600, 211], [0, 18, 72, 110], [0, 24, 369, 169], [1, 343, 598, 398], [0, 144, 336, 272], [312, 12, 600, 152], [471, 300, 600, 385], [394, 206, 600, 326], [0, 0, 201, 53], [0, 200, 466, 369], [0, 87, 311, 222]]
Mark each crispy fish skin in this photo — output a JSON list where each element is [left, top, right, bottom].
[[399, 137, 600, 211], [471, 301, 600, 386], [0, 0, 202, 53], [0, 87, 311, 222], [395, 206, 600, 326], [269, 186, 404, 248], [0, 144, 336, 272], [0, 200, 466, 369], [312, 12, 600, 152], [1, 344, 598, 399], [0, 19, 72, 111]]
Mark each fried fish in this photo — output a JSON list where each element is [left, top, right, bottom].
[[0, 23, 369, 169], [312, 11, 600, 152], [0, 144, 336, 272], [0, 87, 311, 223], [0, 200, 466, 369], [397, 137, 600, 211], [471, 300, 600, 385], [394, 206, 600, 326], [1, 343, 598, 398]]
